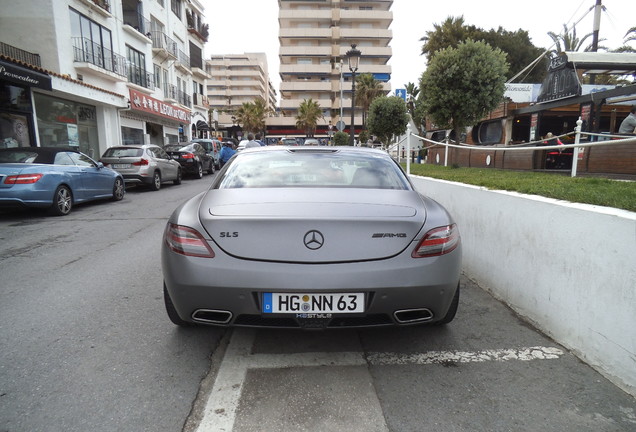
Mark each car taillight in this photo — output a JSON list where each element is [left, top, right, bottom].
[[181, 153, 195, 159], [412, 224, 460, 258], [132, 158, 149, 166], [164, 223, 215, 258], [4, 174, 43, 184]]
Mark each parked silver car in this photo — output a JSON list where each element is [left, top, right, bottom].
[[100, 144, 181, 191], [162, 146, 462, 329]]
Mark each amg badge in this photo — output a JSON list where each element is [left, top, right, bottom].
[[372, 233, 407, 238]]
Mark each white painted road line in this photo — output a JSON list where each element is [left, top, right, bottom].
[[367, 346, 565, 365], [194, 329, 565, 432]]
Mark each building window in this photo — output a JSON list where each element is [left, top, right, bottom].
[[69, 8, 114, 72], [127, 45, 148, 88], [171, 0, 182, 19], [154, 64, 162, 88]]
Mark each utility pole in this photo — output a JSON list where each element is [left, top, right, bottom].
[[590, 0, 603, 84]]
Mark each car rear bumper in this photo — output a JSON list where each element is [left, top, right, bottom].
[[162, 245, 462, 328]]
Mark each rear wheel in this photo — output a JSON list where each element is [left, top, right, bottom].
[[49, 185, 72, 216], [164, 283, 192, 326], [436, 282, 460, 325], [150, 171, 161, 191], [195, 163, 203, 179], [173, 168, 182, 185], [112, 178, 125, 201]]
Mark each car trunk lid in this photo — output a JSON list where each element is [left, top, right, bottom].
[[198, 189, 425, 263]]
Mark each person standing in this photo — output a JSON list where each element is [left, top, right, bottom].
[[219, 142, 236, 167], [618, 106, 636, 134], [244, 133, 260, 149]]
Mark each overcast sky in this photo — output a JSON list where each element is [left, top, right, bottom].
[[201, 0, 634, 97]]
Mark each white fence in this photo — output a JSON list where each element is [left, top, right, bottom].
[[409, 175, 636, 397]]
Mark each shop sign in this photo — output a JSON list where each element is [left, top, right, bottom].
[[129, 89, 190, 122], [0, 60, 52, 90]]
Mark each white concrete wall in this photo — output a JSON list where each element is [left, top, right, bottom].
[[410, 175, 636, 397]]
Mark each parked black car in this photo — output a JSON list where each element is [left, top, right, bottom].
[[164, 143, 214, 178]]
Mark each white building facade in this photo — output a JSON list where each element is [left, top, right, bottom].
[[0, 0, 211, 157]]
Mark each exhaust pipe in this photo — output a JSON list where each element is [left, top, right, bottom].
[[394, 308, 433, 324], [192, 309, 232, 324]]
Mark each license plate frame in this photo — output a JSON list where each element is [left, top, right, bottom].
[[113, 163, 131, 169], [262, 293, 365, 314]]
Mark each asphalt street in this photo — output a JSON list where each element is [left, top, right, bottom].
[[0, 172, 634, 432]]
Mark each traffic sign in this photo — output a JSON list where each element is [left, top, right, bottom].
[[336, 120, 345, 132], [395, 89, 406, 100]]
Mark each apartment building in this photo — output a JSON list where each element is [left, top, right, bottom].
[[0, 0, 211, 158], [271, 0, 393, 138], [206, 53, 277, 139]]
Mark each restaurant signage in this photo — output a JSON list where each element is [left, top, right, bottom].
[[537, 54, 582, 103], [0, 60, 52, 90], [129, 89, 190, 122]]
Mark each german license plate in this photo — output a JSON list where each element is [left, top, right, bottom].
[[113, 164, 130, 169], [262, 293, 364, 314]]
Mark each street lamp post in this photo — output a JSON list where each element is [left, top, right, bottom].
[[346, 44, 361, 146]]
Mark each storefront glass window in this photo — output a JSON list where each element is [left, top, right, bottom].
[[122, 126, 144, 145], [1, 83, 34, 148], [33, 93, 100, 158]]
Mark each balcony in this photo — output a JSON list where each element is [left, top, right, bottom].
[[127, 64, 154, 92], [122, 12, 152, 43], [193, 93, 209, 108], [177, 89, 192, 108], [175, 49, 191, 74], [0, 42, 41, 67], [77, 0, 112, 17], [151, 31, 178, 60], [164, 83, 178, 103], [72, 37, 127, 81]]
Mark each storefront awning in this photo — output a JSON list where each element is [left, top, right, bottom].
[[0, 60, 52, 90], [196, 120, 210, 131]]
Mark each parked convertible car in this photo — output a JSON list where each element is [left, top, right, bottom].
[[0, 146, 125, 216], [164, 143, 214, 178], [162, 146, 462, 329], [100, 144, 181, 190]]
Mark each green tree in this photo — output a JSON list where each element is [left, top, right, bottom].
[[419, 39, 508, 145], [547, 24, 607, 55], [295, 98, 324, 137], [367, 96, 409, 147], [355, 73, 384, 129], [420, 16, 546, 83], [235, 98, 270, 135], [333, 131, 349, 146]]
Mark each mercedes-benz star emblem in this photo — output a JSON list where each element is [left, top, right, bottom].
[[303, 230, 324, 250]]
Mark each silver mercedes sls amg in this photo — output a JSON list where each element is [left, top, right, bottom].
[[161, 146, 461, 329]]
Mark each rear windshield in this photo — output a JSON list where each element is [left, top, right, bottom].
[[102, 147, 143, 157], [217, 150, 409, 190], [0, 149, 40, 163], [165, 145, 188, 152]]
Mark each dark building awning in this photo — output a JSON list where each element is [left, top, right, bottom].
[[195, 120, 210, 131], [0, 59, 52, 90]]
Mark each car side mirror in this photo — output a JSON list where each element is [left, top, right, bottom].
[[97, 162, 105, 169]]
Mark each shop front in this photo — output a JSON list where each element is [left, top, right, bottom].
[[124, 89, 190, 147], [0, 59, 51, 149]]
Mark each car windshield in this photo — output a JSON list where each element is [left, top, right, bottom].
[[217, 149, 410, 190], [102, 147, 143, 157]]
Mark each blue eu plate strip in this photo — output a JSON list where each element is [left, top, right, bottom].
[[262, 292, 273, 313]]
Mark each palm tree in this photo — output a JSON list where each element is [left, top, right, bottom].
[[235, 98, 271, 135], [547, 24, 606, 56], [404, 82, 422, 131], [355, 73, 384, 129], [296, 99, 323, 137]]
